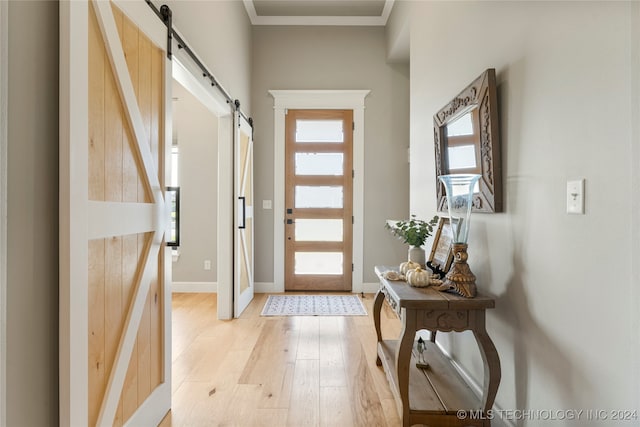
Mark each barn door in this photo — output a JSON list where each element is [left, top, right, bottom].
[[60, 1, 171, 426], [234, 113, 254, 317]]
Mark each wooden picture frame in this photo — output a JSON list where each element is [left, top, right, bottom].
[[427, 217, 456, 274], [434, 68, 502, 212]]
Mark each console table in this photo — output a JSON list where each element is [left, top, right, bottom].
[[373, 266, 501, 427]]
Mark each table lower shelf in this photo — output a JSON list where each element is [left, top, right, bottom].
[[378, 339, 489, 426]]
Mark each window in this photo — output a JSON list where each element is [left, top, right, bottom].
[[167, 145, 180, 247], [171, 145, 179, 187]]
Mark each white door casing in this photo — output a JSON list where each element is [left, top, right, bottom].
[[60, 1, 171, 426], [269, 90, 370, 294], [171, 48, 235, 319]]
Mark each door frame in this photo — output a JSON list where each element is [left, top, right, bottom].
[[0, 0, 7, 423], [171, 41, 235, 320], [269, 90, 370, 294]]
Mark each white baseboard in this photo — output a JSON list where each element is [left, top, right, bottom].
[[353, 282, 380, 294], [255, 282, 277, 293], [438, 343, 513, 427], [172, 281, 217, 293]]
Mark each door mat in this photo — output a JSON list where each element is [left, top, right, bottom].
[[261, 295, 367, 316]]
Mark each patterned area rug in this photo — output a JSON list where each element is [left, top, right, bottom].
[[261, 295, 367, 316]]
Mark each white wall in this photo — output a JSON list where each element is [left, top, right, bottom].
[[172, 81, 218, 287], [6, 1, 59, 425], [251, 26, 411, 285], [409, 1, 639, 423]]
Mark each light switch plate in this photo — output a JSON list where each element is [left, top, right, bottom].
[[263, 200, 272, 210], [566, 179, 585, 214]]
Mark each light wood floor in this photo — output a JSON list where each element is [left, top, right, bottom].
[[159, 292, 403, 427]]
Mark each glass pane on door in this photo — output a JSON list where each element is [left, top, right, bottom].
[[296, 120, 344, 143], [295, 153, 344, 176], [295, 186, 343, 208], [295, 219, 343, 242], [295, 252, 343, 275]]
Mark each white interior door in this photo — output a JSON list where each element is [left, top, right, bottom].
[[60, 1, 171, 425], [234, 113, 254, 317]]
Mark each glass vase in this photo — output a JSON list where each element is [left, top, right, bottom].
[[437, 174, 481, 298]]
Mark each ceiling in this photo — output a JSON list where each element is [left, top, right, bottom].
[[243, 0, 395, 26]]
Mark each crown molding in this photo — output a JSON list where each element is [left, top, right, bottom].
[[243, 0, 395, 26]]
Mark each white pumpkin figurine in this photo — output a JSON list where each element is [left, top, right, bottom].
[[399, 260, 421, 275], [406, 267, 432, 288]]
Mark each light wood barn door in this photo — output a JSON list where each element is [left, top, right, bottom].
[[234, 113, 254, 317], [60, 1, 171, 426]]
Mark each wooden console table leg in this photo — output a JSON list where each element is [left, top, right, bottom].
[[373, 290, 384, 366], [473, 328, 501, 412], [396, 308, 416, 427]]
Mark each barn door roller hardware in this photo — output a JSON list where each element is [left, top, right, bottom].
[[145, 1, 253, 127]]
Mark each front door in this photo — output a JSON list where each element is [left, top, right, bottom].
[[284, 110, 353, 291], [60, 1, 171, 425]]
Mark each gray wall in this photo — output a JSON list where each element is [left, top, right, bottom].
[[162, 0, 253, 114], [8, 2, 639, 424], [251, 26, 411, 285], [385, 0, 410, 63], [6, 1, 59, 425], [409, 0, 639, 420], [172, 81, 218, 284]]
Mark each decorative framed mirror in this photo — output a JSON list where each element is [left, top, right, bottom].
[[434, 68, 502, 213]]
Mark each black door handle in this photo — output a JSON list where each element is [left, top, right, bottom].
[[239, 196, 246, 229]]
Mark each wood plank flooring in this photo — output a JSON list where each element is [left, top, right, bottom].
[[159, 293, 403, 427]]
